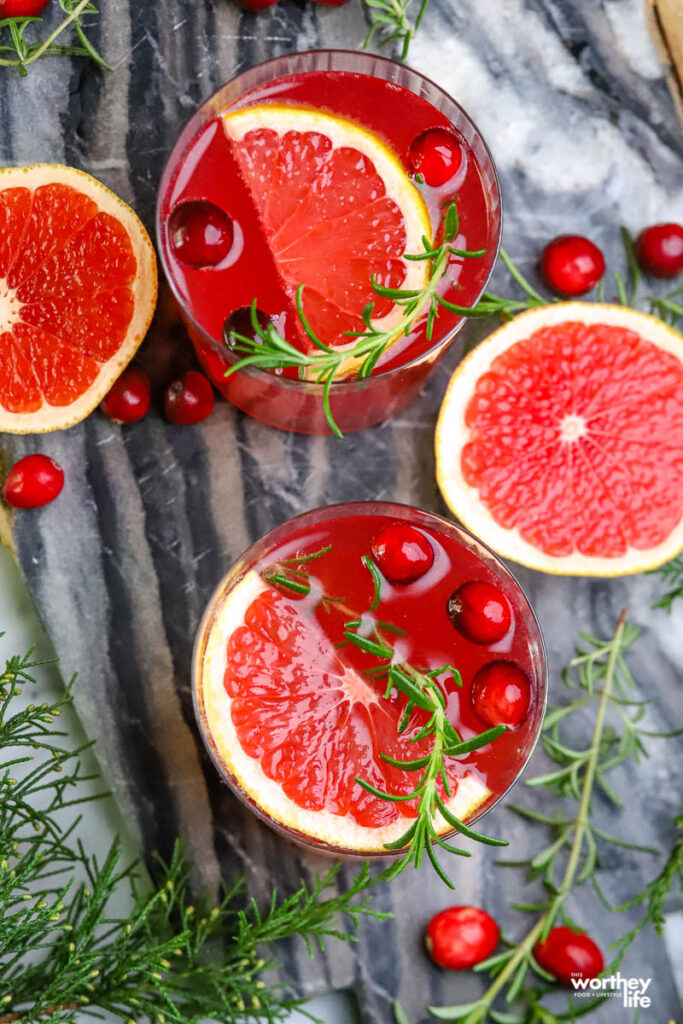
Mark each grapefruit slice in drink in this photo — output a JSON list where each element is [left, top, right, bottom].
[[222, 104, 431, 377], [0, 165, 157, 433], [196, 571, 490, 852], [435, 302, 683, 576]]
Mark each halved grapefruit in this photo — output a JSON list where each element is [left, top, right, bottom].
[[435, 303, 683, 576], [196, 571, 490, 852], [0, 165, 157, 433], [222, 104, 431, 377]]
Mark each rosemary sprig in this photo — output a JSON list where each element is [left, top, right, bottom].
[[363, 0, 432, 61], [261, 551, 508, 887], [423, 611, 682, 1024], [0, 0, 110, 75], [225, 202, 486, 437], [0, 637, 388, 1022], [648, 555, 683, 612]]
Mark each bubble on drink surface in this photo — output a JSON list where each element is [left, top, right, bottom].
[[168, 200, 234, 268]]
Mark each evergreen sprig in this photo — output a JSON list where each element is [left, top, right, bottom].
[[411, 611, 683, 1024], [225, 202, 486, 437], [648, 556, 683, 613], [0, 0, 109, 76], [0, 637, 388, 1023], [362, 0, 432, 60]]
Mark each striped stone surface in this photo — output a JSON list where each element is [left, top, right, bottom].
[[2, 1, 682, 1020]]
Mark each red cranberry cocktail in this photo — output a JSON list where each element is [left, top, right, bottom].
[[193, 503, 546, 856], [158, 51, 501, 434]]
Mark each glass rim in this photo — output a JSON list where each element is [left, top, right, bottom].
[[156, 48, 503, 395], [191, 500, 547, 859]]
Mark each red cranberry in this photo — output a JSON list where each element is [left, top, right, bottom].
[[534, 928, 604, 986], [448, 581, 511, 644], [409, 128, 463, 187], [100, 366, 151, 424], [168, 200, 233, 268], [2, 454, 64, 509], [426, 906, 499, 970], [223, 306, 272, 347], [471, 660, 531, 727], [0, 0, 50, 14], [164, 370, 215, 426], [371, 523, 434, 585], [541, 235, 605, 296], [635, 223, 683, 279], [240, 0, 278, 9]]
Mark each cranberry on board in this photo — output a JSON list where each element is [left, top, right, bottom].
[[409, 128, 463, 187], [164, 370, 215, 426], [100, 366, 151, 424], [0, 0, 51, 15], [447, 581, 511, 644], [635, 223, 683, 279], [540, 235, 605, 296], [371, 523, 435, 585], [167, 200, 234, 268], [534, 927, 604, 986], [2, 454, 64, 509], [426, 906, 499, 969], [240, 0, 279, 9], [471, 660, 531, 728]]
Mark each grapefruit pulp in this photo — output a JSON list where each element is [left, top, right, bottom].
[[436, 302, 683, 575], [0, 165, 157, 433]]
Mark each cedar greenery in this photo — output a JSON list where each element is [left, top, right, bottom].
[[392, 612, 682, 1024], [0, 0, 109, 75], [0, 638, 389, 1023]]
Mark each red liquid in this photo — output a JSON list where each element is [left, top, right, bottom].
[[196, 506, 545, 852], [159, 66, 500, 432]]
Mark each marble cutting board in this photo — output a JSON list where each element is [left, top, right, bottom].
[[1, 1, 682, 1020]]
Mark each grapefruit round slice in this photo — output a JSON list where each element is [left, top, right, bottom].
[[0, 165, 157, 433], [222, 104, 431, 377], [435, 302, 683, 576], [196, 571, 490, 852]]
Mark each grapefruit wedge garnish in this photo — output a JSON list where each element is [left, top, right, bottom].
[[222, 104, 431, 377], [0, 165, 157, 433], [196, 571, 490, 853], [436, 303, 683, 576]]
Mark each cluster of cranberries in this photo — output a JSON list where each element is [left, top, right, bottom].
[[541, 222, 683, 296], [425, 906, 604, 983], [370, 523, 530, 729]]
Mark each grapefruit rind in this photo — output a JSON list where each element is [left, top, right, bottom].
[[222, 105, 431, 379], [435, 302, 683, 577], [0, 164, 157, 434], [196, 570, 491, 853]]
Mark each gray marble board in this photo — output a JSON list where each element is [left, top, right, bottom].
[[1, 1, 682, 1021]]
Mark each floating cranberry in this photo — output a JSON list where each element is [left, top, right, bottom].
[[164, 370, 215, 426], [471, 660, 530, 727], [223, 305, 272, 347], [0, 0, 51, 15], [635, 223, 683, 279], [426, 906, 499, 970], [168, 200, 234, 268], [240, 0, 278, 9], [371, 523, 434, 585], [541, 235, 605, 296], [2, 454, 64, 509], [534, 927, 604, 986], [409, 128, 463, 187], [448, 581, 511, 644], [100, 366, 151, 424]]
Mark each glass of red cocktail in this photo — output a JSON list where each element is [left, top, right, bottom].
[[192, 502, 546, 859], [157, 50, 501, 434]]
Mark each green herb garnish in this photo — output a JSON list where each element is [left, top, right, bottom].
[[0, 0, 110, 76]]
